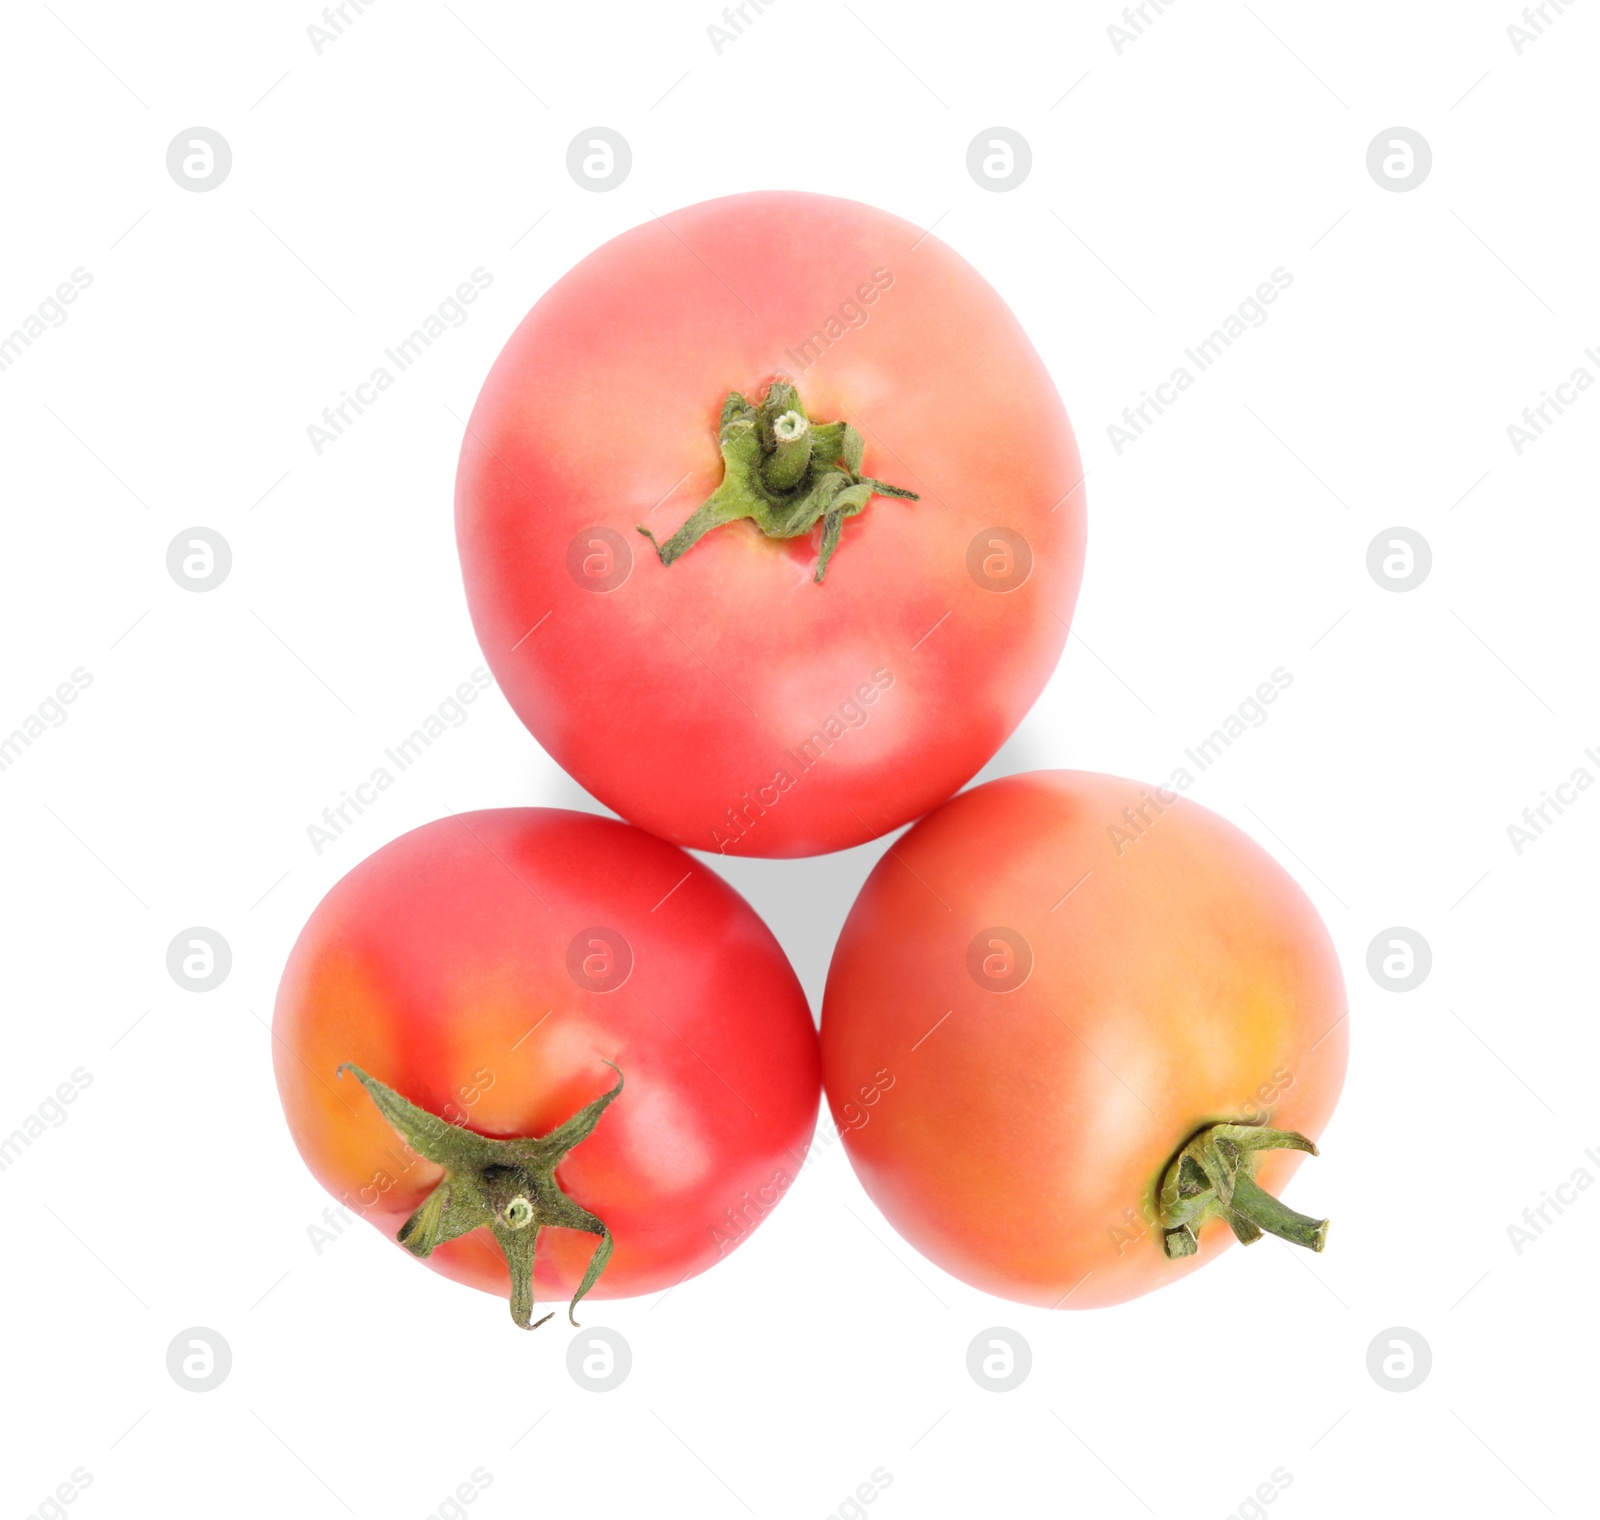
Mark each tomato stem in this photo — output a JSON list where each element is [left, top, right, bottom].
[[765, 408, 813, 492], [635, 381, 918, 582], [337, 1062, 623, 1330], [1156, 1122, 1328, 1259]]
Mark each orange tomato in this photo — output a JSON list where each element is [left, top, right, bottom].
[[820, 771, 1348, 1307]]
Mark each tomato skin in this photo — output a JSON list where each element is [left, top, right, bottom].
[[273, 809, 820, 1305], [820, 771, 1348, 1308], [456, 191, 1085, 857]]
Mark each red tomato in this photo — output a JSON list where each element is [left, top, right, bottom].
[[273, 809, 820, 1326], [820, 771, 1348, 1308], [456, 192, 1085, 857]]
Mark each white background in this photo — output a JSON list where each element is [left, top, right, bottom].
[[2, 2, 1595, 1516]]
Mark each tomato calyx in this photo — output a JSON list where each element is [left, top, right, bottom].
[[338, 1062, 624, 1330], [1156, 1123, 1328, 1260], [636, 381, 919, 582]]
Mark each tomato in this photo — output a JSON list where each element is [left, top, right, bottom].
[[273, 808, 820, 1327], [820, 771, 1348, 1308], [456, 192, 1085, 857]]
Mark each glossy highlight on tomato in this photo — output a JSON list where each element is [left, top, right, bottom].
[[456, 192, 1085, 857], [274, 808, 820, 1324], [820, 771, 1348, 1308]]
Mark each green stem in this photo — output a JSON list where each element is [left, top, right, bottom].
[[1226, 1172, 1329, 1252], [338, 1062, 623, 1330], [764, 409, 813, 491], [636, 381, 918, 582], [1156, 1121, 1328, 1261]]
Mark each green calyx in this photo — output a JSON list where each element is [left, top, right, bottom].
[[636, 381, 919, 582], [1156, 1123, 1329, 1260], [338, 1062, 623, 1330]]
